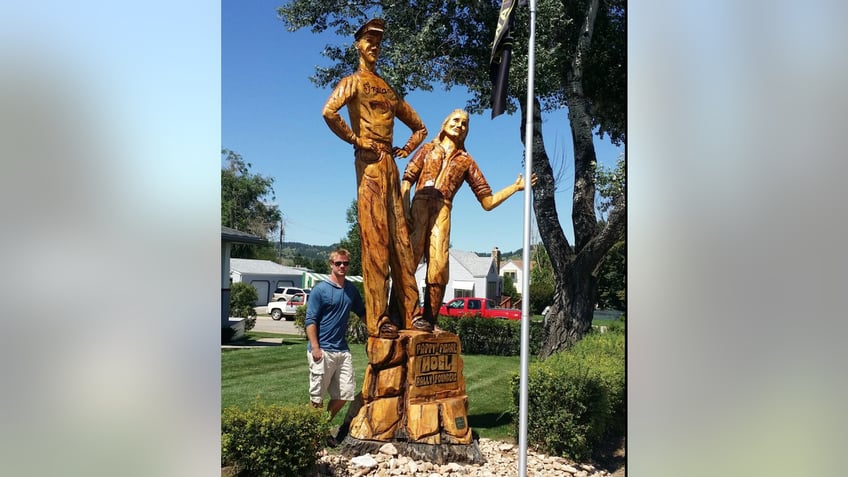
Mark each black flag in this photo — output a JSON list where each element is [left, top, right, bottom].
[[490, 0, 518, 119]]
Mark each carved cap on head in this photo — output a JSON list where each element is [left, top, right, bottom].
[[354, 18, 385, 40]]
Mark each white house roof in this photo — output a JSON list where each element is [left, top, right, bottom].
[[230, 258, 308, 275], [501, 259, 523, 270], [450, 249, 495, 277]]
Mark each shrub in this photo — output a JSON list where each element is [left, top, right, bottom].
[[294, 307, 366, 344], [230, 282, 258, 331], [293, 306, 306, 335], [512, 331, 625, 461], [221, 402, 330, 476], [528, 281, 555, 315], [436, 315, 546, 356]]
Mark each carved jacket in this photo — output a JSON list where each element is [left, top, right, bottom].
[[403, 143, 492, 203], [322, 68, 426, 153]]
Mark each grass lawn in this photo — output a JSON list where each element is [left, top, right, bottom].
[[222, 333, 525, 441], [222, 312, 622, 442]]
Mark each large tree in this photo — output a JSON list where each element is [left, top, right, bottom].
[[222, 149, 283, 259], [277, 0, 625, 357]]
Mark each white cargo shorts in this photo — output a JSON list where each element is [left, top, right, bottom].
[[307, 350, 355, 404]]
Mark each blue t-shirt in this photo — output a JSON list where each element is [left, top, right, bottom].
[[305, 279, 365, 352]]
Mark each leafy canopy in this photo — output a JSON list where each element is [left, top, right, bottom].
[[277, 0, 624, 145]]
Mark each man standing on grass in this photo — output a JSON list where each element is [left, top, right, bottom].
[[305, 248, 365, 425]]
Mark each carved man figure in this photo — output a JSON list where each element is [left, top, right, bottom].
[[402, 109, 535, 325], [322, 18, 429, 337]]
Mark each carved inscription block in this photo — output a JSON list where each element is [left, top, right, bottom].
[[347, 331, 473, 447], [406, 332, 465, 400]]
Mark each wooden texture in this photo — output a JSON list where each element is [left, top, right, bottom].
[[344, 330, 477, 456]]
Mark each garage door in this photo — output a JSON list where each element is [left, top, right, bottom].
[[251, 280, 270, 306]]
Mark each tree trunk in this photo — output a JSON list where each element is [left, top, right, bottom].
[[519, 0, 624, 359]]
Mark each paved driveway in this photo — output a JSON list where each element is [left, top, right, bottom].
[[250, 314, 300, 335]]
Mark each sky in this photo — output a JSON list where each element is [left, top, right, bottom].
[[222, 0, 624, 254]]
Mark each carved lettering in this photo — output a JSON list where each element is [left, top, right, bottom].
[[362, 81, 389, 95], [414, 341, 458, 356], [419, 354, 454, 373], [414, 372, 458, 387]]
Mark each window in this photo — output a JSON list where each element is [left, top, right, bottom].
[[454, 288, 473, 298], [467, 299, 481, 310]]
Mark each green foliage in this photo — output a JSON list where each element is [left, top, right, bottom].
[[276, 0, 625, 144], [595, 240, 626, 310], [221, 337, 523, 440], [230, 282, 258, 331], [277, 242, 335, 266], [309, 257, 330, 274], [513, 331, 625, 460], [528, 280, 555, 315], [294, 306, 367, 345], [527, 245, 555, 314], [276, 0, 626, 355], [502, 275, 521, 302], [293, 306, 306, 335], [221, 402, 329, 476], [595, 153, 625, 216], [436, 315, 546, 356], [530, 245, 554, 288], [222, 149, 282, 258], [336, 199, 362, 276], [346, 311, 368, 344]]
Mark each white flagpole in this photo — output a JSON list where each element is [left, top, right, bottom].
[[518, 0, 536, 475]]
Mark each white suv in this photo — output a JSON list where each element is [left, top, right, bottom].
[[272, 287, 306, 302]]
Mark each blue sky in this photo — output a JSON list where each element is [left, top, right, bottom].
[[222, 0, 623, 253]]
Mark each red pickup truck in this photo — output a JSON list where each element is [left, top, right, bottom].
[[438, 297, 522, 321]]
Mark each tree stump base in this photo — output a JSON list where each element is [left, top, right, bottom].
[[340, 435, 484, 465], [343, 330, 485, 464]]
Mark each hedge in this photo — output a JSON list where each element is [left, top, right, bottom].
[[511, 331, 625, 461], [221, 402, 330, 476]]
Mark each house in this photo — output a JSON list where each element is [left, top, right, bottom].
[[221, 226, 266, 329], [229, 258, 309, 306], [499, 259, 524, 295], [415, 248, 501, 304]]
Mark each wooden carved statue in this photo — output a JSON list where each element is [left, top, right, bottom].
[[321, 17, 430, 337], [322, 19, 526, 465], [401, 109, 535, 325]]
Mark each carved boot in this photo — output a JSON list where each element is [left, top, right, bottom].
[[377, 314, 399, 339], [411, 314, 434, 332]]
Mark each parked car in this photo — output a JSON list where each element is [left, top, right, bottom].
[[267, 293, 307, 321], [272, 286, 307, 302], [438, 297, 522, 320]]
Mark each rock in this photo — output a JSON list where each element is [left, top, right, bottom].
[[350, 454, 378, 468], [380, 443, 399, 456], [313, 439, 620, 477]]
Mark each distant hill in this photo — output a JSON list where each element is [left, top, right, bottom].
[[277, 242, 336, 262]]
